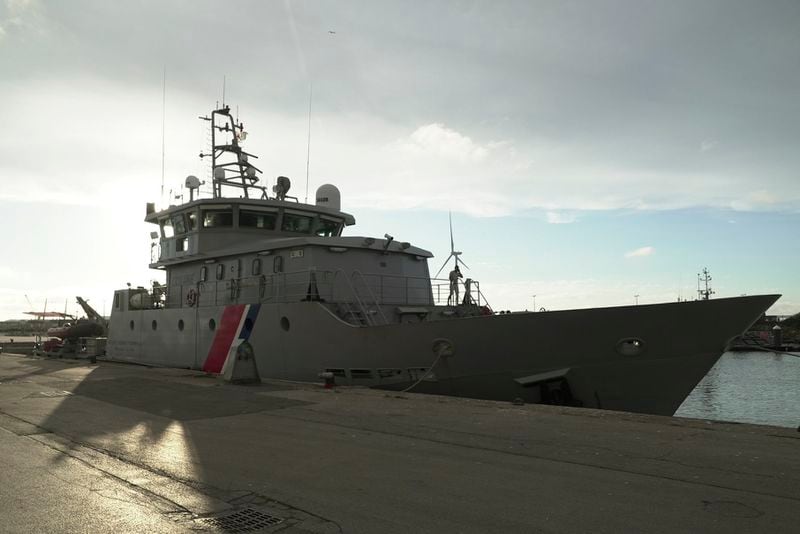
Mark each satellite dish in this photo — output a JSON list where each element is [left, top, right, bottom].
[[273, 176, 291, 200], [185, 175, 203, 201], [185, 175, 201, 190]]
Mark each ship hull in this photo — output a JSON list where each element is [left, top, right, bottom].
[[106, 294, 778, 416]]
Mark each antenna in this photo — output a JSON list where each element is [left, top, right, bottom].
[[222, 75, 226, 107], [305, 83, 312, 204], [161, 66, 166, 204], [697, 267, 715, 300]]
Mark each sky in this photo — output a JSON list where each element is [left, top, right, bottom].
[[0, 0, 798, 320]]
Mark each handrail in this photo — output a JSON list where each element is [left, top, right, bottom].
[[350, 270, 389, 325], [149, 268, 487, 312], [331, 269, 374, 326]]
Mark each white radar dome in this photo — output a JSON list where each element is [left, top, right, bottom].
[[316, 184, 341, 211]]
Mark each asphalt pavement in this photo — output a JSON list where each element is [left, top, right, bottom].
[[0, 353, 797, 533]]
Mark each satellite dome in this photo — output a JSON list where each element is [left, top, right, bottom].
[[316, 184, 341, 211]]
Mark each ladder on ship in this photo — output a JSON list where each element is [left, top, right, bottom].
[[333, 270, 388, 327]]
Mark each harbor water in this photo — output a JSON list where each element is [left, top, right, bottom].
[[677, 351, 800, 428]]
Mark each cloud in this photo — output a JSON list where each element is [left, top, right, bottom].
[[545, 211, 576, 224], [1, 1, 799, 220], [396, 123, 489, 162], [700, 140, 718, 153], [625, 246, 655, 258]]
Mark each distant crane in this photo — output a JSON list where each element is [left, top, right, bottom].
[[434, 212, 470, 278], [76, 296, 108, 329]]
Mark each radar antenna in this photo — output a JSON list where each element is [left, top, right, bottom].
[[198, 106, 268, 200]]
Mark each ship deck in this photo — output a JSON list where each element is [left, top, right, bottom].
[[0, 353, 797, 533]]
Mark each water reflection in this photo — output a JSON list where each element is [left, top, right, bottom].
[[676, 351, 800, 428]]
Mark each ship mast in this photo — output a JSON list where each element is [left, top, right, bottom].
[[697, 267, 715, 300], [198, 106, 268, 200]]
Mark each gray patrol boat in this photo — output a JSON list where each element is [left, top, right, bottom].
[[106, 105, 779, 416]]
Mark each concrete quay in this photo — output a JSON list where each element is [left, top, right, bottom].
[[0, 353, 797, 533]]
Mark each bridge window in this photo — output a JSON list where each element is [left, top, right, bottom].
[[161, 218, 174, 238], [240, 209, 277, 230], [281, 213, 313, 233], [202, 209, 233, 228], [187, 211, 197, 231], [316, 218, 342, 237], [172, 214, 187, 235]]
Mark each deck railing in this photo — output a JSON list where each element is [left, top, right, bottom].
[[149, 269, 489, 311]]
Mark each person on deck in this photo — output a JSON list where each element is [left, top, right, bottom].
[[448, 265, 463, 305]]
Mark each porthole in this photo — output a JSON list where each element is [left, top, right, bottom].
[[616, 337, 646, 357], [151, 320, 157, 331], [244, 318, 254, 332], [178, 319, 184, 331], [280, 316, 290, 331], [129, 320, 134, 330], [209, 318, 216, 331]]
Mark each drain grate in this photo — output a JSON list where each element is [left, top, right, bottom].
[[197, 508, 284, 533]]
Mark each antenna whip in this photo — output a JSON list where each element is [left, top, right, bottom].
[[161, 66, 166, 204], [305, 83, 312, 204]]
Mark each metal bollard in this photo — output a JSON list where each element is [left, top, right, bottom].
[[318, 371, 335, 389]]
